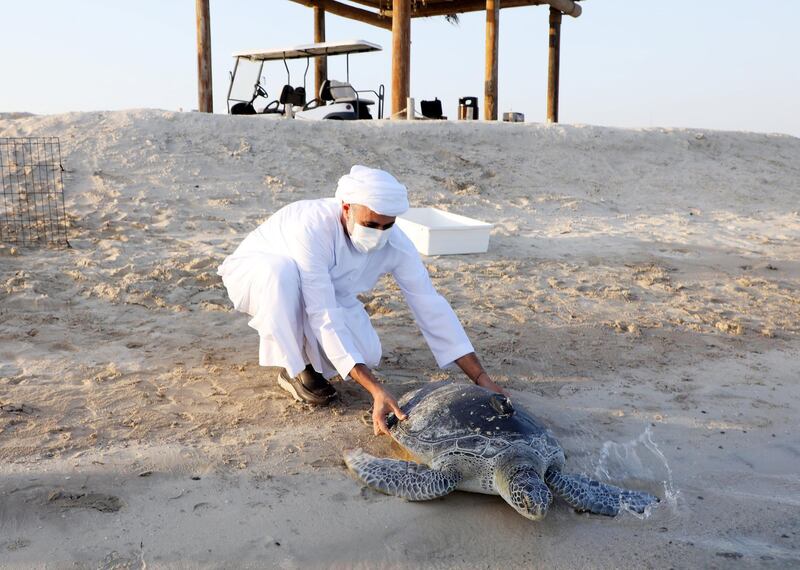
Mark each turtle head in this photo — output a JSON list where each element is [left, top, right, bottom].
[[494, 451, 553, 521], [494, 462, 552, 521]]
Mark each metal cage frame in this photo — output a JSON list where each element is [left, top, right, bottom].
[[0, 137, 69, 246]]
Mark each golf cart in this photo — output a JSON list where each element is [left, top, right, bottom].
[[226, 40, 385, 120]]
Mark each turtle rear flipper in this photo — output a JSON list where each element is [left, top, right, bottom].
[[545, 469, 659, 516], [344, 449, 462, 501]]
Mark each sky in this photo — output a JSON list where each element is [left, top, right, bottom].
[[1, 0, 798, 136]]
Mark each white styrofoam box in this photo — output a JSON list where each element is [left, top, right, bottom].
[[395, 208, 493, 256]]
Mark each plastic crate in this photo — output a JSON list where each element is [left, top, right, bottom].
[[396, 208, 492, 256]]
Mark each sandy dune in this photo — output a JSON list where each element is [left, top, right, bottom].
[[1, 110, 799, 568]]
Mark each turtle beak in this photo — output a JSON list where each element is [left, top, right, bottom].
[[522, 494, 550, 521]]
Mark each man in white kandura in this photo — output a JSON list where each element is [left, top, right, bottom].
[[218, 165, 505, 435]]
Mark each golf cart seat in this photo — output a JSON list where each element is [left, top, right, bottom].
[[289, 86, 306, 106], [231, 102, 257, 115], [232, 82, 271, 115], [320, 79, 375, 105], [260, 84, 308, 115]]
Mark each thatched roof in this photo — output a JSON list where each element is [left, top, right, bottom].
[[288, 0, 580, 31]]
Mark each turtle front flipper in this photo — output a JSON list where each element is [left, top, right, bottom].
[[544, 469, 659, 516], [344, 449, 462, 501], [494, 464, 553, 521]]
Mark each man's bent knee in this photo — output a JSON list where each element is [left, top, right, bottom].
[[264, 255, 300, 294]]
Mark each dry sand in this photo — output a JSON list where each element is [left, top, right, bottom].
[[1, 110, 799, 569]]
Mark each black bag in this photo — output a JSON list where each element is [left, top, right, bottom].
[[421, 97, 445, 120]]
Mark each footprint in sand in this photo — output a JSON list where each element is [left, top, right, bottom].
[[0, 362, 22, 379], [3, 538, 31, 551], [0, 402, 36, 415], [47, 491, 123, 512], [192, 501, 218, 514]]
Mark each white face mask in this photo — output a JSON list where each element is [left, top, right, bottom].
[[347, 209, 392, 254]]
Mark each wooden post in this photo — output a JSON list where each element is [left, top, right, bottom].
[[546, 7, 561, 123], [195, 0, 213, 113], [484, 0, 500, 120], [392, 0, 411, 119], [314, 5, 327, 97]]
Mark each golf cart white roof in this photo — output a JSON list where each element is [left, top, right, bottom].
[[232, 40, 382, 62]]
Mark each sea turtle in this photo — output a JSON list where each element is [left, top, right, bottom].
[[344, 381, 659, 520]]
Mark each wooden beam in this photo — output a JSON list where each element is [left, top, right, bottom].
[[344, 0, 382, 8], [411, 0, 533, 18], [392, 0, 411, 118], [410, 0, 580, 19], [287, 0, 391, 30], [484, 0, 499, 121], [547, 0, 581, 16], [314, 5, 327, 97], [195, 0, 213, 113], [546, 6, 561, 123]]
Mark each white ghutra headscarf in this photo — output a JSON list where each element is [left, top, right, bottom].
[[335, 165, 409, 216]]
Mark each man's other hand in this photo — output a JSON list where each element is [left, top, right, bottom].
[[454, 352, 509, 397], [476, 373, 510, 397]]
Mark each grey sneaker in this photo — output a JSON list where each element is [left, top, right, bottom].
[[277, 365, 337, 405]]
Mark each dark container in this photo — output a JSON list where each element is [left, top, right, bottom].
[[458, 96, 479, 120]]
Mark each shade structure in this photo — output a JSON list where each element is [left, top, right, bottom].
[[288, 1, 582, 121], [287, 0, 580, 20], [232, 39, 382, 62], [204, 1, 584, 119]]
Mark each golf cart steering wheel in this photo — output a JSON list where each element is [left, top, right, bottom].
[[262, 99, 281, 113], [302, 98, 323, 111], [255, 84, 268, 99]]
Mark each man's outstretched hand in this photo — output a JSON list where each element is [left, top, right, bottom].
[[350, 363, 407, 436], [371, 386, 407, 436]]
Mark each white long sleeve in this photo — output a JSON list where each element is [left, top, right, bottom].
[[391, 244, 474, 368]]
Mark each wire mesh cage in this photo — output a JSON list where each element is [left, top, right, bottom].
[[0, 137, 69, 246]]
